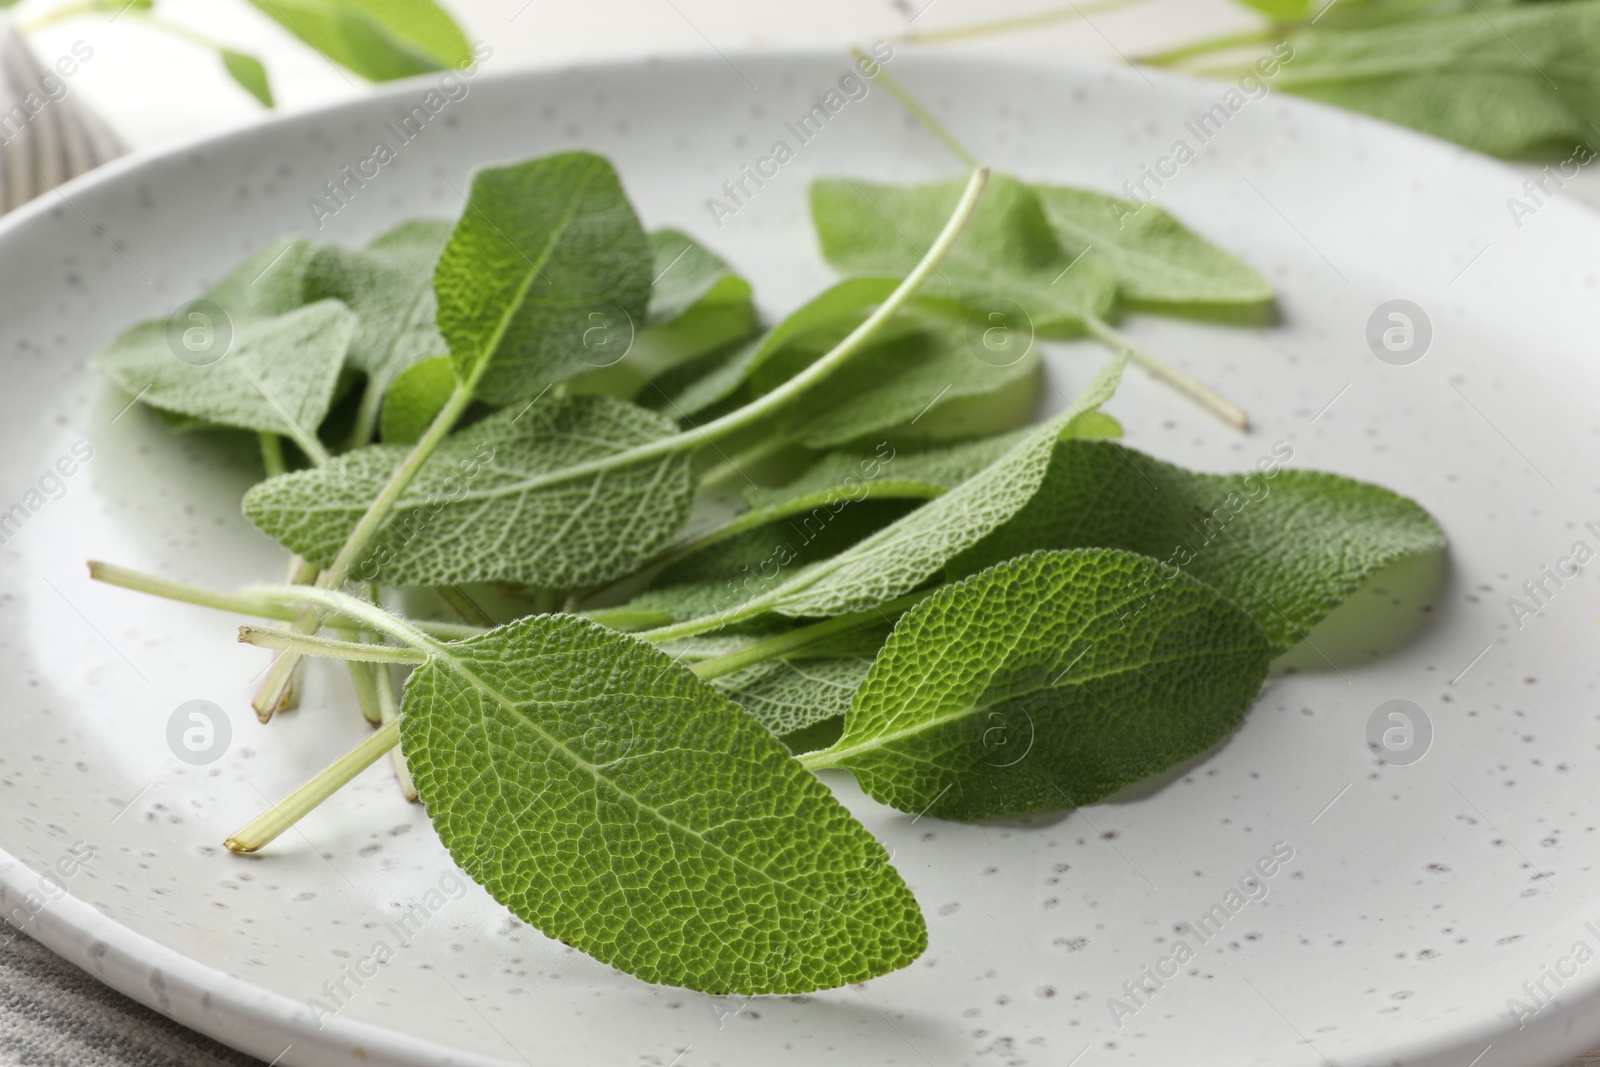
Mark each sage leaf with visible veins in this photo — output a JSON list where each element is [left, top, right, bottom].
[[401, 611, 926, 993], [1277, 3, 1600, 158], [763, 313, 1041, 448], [952, 440, 1448, 652], [810, 172, 1117, 332], [628, 499, 919, 624], [802, 549, 1273, 820], [715, 655, 877, 737], [572, 229, 757, 401], [435, 151, 653, 404], [1032, 186, 1273, 314], [204, 236, 314, 318], [305, 219, 451, 394], [93, 236, 350, 443], [731, 412, 1117, 542], [243, 394, 696, 587], [678, 355, 1124, 627], [94, 301, 356, 447], [646, 276, 897, 418], [660, 629, 885, 738]]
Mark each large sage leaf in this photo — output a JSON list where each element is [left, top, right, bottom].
[[435, 152, 653, 405], [810, 172, 1117, 333], [646, 276, 897, 418], [400, 612, 926, 993], [94, 300, 355, 441], [243, 395, 696, 588], [719, 355, 1124, 622], [953, 440, 1447, 652], [1032, 186, 1273, 313], [246, 0, 472, 81], [572, 229, 757, 401], [628, 500, 919, 624], [1277, 2, 1600, 157], [763, 313, 1041, 448], [803, 549, 1273, 819], [304, 219, 450, 394], [93, 236, 345, 438], [715, 655, 877, 738]]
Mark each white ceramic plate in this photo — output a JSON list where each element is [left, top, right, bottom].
[[2, 49, 1598, 1067]]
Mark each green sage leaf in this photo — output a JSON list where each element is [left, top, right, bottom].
[[244, 395, 697, 587], [722, 355, 1124, 622], [305, 219, 451, 394], [401, 612, 926, 993], [805, 549, 1273, 819], [1032, 186, 1273, 314], [435, 152, 653, 404], [1278, 3, 1600, 157], [245, 0, 471, 81], [810, 172, 1117, 333], [94, 300, 355, 440], [953, 440, 1448, 652], [220, 50, 273, 108]]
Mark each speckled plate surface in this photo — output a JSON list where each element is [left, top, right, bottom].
[[2, 49, 1598, 1067]]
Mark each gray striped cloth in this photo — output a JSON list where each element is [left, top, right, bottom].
[[0, 14, 123, 213], [0, 922, 261, 1066]]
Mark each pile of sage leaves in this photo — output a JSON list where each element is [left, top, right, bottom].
[[89, 150, 1445, 995]]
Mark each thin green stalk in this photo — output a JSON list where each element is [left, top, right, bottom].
[[327, 381, 479, 591], [225, 720, 400, 853], [285, 556, 319, 584], [1083, 315, 1248, 430], [688, 590, 931, 680], [635, 603, 764, 645], [87, 561, 486, 640], [242, 585, 446, 654], [224, 583, 925, 846], [341, 647, 385, 725], [252, 379, 478, 718], [437, 584, 495, 627], [225, 587, 450, 849], [899, 0, 1156, 44], [259, 432, 288, 478], [1133, 27, 1284, 67], [373, 662, 417, 802], [579, 605, 677, 632], [238, 626, 429, 664], [853, 47, 979, 168], [347, 377, 385, 453]]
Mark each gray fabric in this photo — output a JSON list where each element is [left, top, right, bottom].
[[0, 16, 126, 214], [0, 922, 262, 1067], [5, 912, 1600, 1066]]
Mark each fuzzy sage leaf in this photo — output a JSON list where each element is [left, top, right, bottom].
[[952, 440, 1448, 652], [401, 611, 927, 993], [243, 395, 697, 588], [435, 151, 653, 404], [802, 549, 1274, 820]]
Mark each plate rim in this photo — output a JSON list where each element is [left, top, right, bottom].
[[5, 45, 1600, 1067]]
